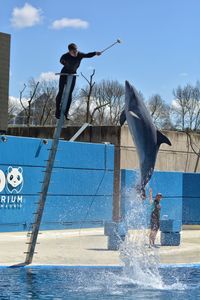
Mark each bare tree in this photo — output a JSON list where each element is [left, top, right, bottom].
[[78, 71, 114, 125], [30, 79, 57, 126], [172, 82, 200, 131], [57, 75, 124, 126], [14, 78, 59, 126], [8, 98, 20, 122], [80, 70, 96, 123], [189, 82, 200, 131], [18, 81, 39, 126], [92, 79, 125, 125], [147, 94, 172, 129]]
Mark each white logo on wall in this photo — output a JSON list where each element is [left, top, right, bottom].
[[0, 166, 24, 209], [6, 166, 23, 193], [0, 170, 6, 193]]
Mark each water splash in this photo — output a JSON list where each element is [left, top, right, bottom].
[[101, 185, 187, 292], [119, 187, 167, 289]]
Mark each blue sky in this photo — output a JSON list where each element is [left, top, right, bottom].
[[1, 0, 200, 103]]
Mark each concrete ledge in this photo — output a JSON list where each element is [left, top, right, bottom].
[[182, 225, 200, 230]]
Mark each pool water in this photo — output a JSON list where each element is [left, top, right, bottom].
[[0, 265, 199, 299]]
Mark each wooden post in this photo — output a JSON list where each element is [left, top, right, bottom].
[[112, 129, 121, 222]]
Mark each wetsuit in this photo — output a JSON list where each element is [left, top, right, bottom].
[[55, 51, 97, 119], [150, 199, 161, 231]]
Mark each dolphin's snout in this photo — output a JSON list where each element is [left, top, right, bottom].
[[125, 80, 131, 89], [125, 80, 137, 100]]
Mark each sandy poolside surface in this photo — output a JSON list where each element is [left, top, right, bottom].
[[0, 227, 200, 266]]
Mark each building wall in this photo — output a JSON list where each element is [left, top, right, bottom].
[[0, 32, 10, 132], [120, 126, 200, 173]]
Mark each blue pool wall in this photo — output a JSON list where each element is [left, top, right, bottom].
[[0, 136, 114, 231], [121, 169, 200, 226], [0, 136, 200, 232], [182, 173, 200, 224]]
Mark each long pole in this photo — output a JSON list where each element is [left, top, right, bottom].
[[25, 75, 74, 265], [101, 39, 121, 54]]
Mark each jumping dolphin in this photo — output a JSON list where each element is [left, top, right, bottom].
[[120, 81, 171, 197]]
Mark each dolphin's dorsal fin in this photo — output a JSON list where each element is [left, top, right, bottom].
[[129, 111, 140, 119], [120, 110, 126, 126], [157, 130, 172, 146]]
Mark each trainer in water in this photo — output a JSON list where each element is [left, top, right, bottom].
[[55, 43, 101, 120]]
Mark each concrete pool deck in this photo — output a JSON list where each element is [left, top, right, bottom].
[[0, 226, 199, 266]]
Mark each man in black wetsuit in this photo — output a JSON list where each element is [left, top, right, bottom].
[[149, 192, 163, 247], [55, 43, 101, 119]]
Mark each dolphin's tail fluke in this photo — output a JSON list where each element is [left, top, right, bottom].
[[157, 130, 171, 146]]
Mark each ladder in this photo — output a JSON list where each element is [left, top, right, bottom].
[[25, 74, 75, 265]]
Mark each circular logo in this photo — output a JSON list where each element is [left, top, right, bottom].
[[0, 170, 6, 192], [6, 166, 24, 194]]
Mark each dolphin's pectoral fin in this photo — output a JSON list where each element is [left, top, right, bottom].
[[157, 130, 172, 146], [120, 110, 126, 126], [129, 111, 141, 119]]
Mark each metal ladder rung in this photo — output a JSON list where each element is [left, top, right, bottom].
[[25, 75, 75, 265], [27, 232, 42, 235], [25, 242, 40, 245], [44, 159, 59, 162], [41, 170, 57, 173], [39, 181, 54, 184]]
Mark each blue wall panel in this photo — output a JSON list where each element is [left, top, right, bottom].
[[1, 135, 200, 232], [0, 136, 114, 170], [148, 171, 183, 222], [42, 196, 113, 230], [0, 136, 49, 166], [54, 141, 113, 170], [0, 136, 114, 232], [183, 173, 200, 224], [121, 170, 183, 227], [49, 169, 113, 195]]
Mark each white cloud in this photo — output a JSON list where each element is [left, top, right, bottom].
[[38, 72, 58, 81], [179, 72, 188, 77], [11, 3, 43, 28], [9, 96, 28, 112], [51, 18, 89, 30]]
